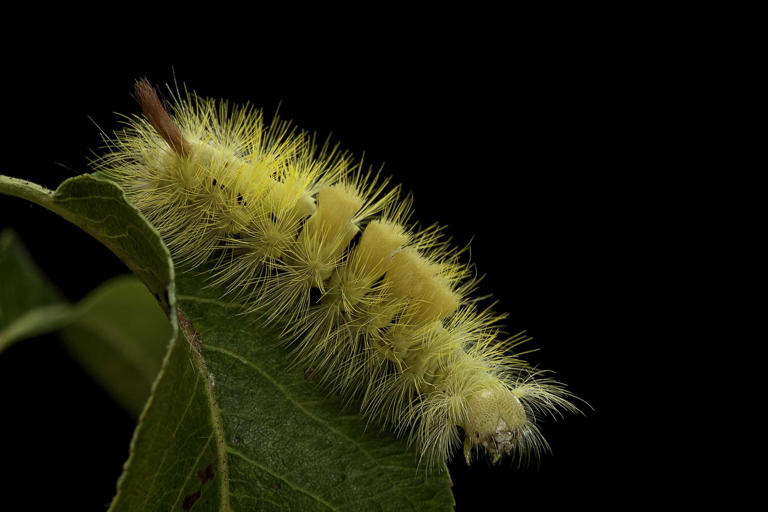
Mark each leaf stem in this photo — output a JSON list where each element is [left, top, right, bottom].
[[0, 175, 55, 209]]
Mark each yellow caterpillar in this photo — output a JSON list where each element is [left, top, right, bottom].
[[95, 79, 580, 467]]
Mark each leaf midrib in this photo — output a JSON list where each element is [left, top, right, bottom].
[[178, 309, 231, 512]]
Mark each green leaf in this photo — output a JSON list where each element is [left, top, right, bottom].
[[0, 229, 74, 351], [59, 275, 172, 416], [0, 229, 172, 416], [0, 174, 175, 314], [1, 174, 454, 511]]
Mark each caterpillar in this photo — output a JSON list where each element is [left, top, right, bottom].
[[94, 78, 581, 468]]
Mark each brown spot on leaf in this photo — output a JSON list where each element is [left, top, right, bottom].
[[182, 463, 215, 510], [182, 490, 201, 510], [304, 367, 317, 381], [178, 309, 203, 352], [198, 463, 215, 484]]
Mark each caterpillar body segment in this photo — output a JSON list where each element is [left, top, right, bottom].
[[95, 79, 580, 468]]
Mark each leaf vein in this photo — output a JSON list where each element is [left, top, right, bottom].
[[226, 446, 339, 511], [202, 343, 405, 500]]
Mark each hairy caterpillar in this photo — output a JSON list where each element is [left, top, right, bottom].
[[94, 79, 581, 467]]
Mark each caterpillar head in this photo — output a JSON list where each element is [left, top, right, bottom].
[[461, 387, 527, 465]]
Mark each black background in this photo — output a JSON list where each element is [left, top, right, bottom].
[[0, 19, 667, 510]]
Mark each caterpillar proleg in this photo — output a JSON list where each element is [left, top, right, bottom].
[[95, 79, 581, 467]]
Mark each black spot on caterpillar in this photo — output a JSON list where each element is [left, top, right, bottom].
[[94, 78, 582, 467]]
